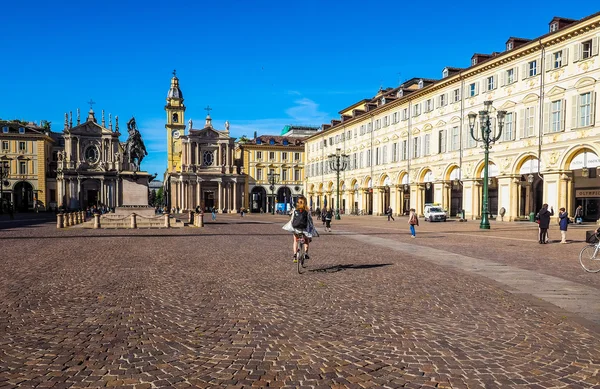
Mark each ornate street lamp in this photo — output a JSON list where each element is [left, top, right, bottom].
[[267, 171, 279, 215], [327, 148, 349, 220], [468, 101, 506, 229], [0, 155, 12, 214]]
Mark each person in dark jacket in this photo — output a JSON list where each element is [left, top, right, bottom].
[[558, 207, 569, 244], [537, 203, 554, 244]]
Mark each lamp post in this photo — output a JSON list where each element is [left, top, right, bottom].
[[0, 155, 12, 214], [468, 101, 506, 229], [327, 148, 349, 220], [267, 171, 279, 215]]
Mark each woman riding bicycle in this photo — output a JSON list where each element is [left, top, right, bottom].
[[286, 195, 317, 262]]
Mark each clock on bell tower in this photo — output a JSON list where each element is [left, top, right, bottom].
[[165, 70, 186, 173]]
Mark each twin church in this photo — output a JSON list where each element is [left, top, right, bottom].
[[164, 72, 244, 212]]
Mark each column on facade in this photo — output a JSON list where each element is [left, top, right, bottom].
[[473, 181, 482, 220], [179, 181, 184, 211], [414, 185, 424, 216], [496, 176, 513, 221], [566, 173, 574, 215], [76, 138, 80, 164], [394, 185, 401, 215], [196, 180, 202, 209], [195, 143, 200, 168], [100, 179, 105, 206], [217, 180, 222, 212], [225, 144, 230, 171], [372, 187, 381, 215], [233, 181, 237, 212], [510, 177, 520, 220]]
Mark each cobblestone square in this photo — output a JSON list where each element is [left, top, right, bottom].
[[1, 214, 600, 388]]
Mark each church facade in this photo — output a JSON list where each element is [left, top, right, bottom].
[[55, 108, 151, 210], [164, 73, 245, 212]]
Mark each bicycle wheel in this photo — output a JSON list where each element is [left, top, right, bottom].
[[579, 245, 600, 273], [297, 242, 305, 274]]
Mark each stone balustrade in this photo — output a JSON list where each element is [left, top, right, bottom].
[[56, 212, 87, 228]]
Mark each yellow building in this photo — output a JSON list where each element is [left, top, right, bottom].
[[306, 13, 600, 222], [0, 121, 55, 211], [239, 127, 317, 213]]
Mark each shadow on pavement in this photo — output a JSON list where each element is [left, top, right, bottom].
[[310, 263, 392, 273]]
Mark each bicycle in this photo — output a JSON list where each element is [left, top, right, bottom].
[[294, 231, 308, 274], [579, 228, 600, 273]]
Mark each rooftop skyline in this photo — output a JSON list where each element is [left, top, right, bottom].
[[1, 1, 598, 176]]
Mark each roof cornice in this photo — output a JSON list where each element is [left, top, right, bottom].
[[306, 12, 600, 141]]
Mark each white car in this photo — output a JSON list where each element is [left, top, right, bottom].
[[424, 205, 447, 222]]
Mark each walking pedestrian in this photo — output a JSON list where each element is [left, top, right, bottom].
[[211, 206, 217, 221], [324, 208, 333, 232], [575, 205, 583, 224], [558, 207, 569, 244], [322, 207, 327, 226], [537, 204, 554, 244], [387, 206, 395, 221], [408, 208, 418, 238]]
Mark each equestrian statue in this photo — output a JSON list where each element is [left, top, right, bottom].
[[125, 117, 148, 171]]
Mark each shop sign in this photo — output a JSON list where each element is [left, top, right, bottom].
[[576, 189, 600, 197]]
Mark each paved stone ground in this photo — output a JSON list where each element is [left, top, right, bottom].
[[1, 214, 600, 388]]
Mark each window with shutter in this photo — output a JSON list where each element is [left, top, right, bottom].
[[502, 112, 515, 141], [550, 100, 563, 132], [579, 92, 593, 127]]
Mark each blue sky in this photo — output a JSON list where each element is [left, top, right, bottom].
[[1, 1, 598, 177]]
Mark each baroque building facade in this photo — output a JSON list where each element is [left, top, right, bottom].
[[164, 73, 244, 212], [0, 121, 54, 211], [239, 126, 317, 213], [54, 108, 148, 210], [305, 13, 600, 222]]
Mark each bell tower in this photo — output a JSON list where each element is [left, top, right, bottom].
[[165, 70, 186, 173]]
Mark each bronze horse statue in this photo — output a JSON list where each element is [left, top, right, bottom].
[[125, 117, 148, 171]]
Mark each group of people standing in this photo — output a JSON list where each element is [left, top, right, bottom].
[[537, 204, 583, 244]]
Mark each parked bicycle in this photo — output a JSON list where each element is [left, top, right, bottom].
[[579, 227, 600, 273]]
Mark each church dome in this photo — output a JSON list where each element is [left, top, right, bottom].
[[167, 73, 184, 99]]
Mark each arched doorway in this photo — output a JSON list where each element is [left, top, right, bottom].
[[353, 183, 360, 214], [449, 168, 463, 217], [423, 171, 434, 204], [250, 186, 266, 213], [382, 177, 391, 214], [518, 157, 543, 217], [81, 179, 101, 208], [480, 163, 499, 218], [570, 150, 600, 221], [366, 179, 373, 215], [277, 186, 292, 213], [13, 181, 33, 211], [401, 175, 410, 215]]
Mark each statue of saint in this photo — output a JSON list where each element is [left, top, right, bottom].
[[188, 118, 193, 131], [225, 120, 230, 132]]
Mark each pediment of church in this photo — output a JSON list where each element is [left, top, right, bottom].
[[189, 127, 228, 140], [68, 121, 112, 136]]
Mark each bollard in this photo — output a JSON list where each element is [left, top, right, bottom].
[[57, 213, 64, 229], [75, 212, 81, 224], [199, 212, 204, 227], [164, 213, 171, 228], [80, 211, 85, 223], [131, 213, 137, 228], [63, 213, 69, 227], [71, 213, 76, 226], [93, 214, 100, 229]]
